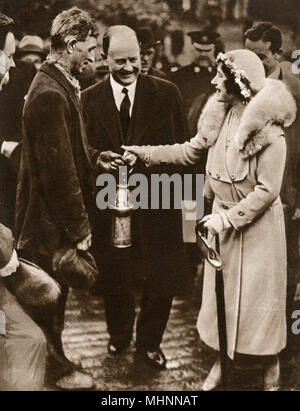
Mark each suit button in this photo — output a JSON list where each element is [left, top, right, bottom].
[[208, 171, 211, 176], [238, 211, 245, 216], [216, 173, 220, 179], [222, 204, 228, 210], [231, 174, 236, 180]]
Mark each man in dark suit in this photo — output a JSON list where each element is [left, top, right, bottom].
[[15, 7, 98, 389], [82, 25, 188, 369]]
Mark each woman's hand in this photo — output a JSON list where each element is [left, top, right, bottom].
[[121, 145, 151, 164], [202, 213, 231, 235]]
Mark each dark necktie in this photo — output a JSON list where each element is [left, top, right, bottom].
[[119, 87, 131, 140]]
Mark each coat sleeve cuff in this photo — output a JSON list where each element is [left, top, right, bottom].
[[227, 205, 253, 230], [64, 220, 91, 245]]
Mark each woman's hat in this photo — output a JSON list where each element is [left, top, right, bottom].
[[223, 49, 266, 93]]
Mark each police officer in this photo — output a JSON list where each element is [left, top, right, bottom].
[[171, 31, 224, 136]]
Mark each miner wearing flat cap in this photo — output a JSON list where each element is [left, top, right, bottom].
[[136, 27, 168, 80], [172, 30, 224, 136]]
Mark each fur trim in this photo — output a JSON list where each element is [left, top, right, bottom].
[[196, 94, 227, 148], [196, 78, 297, 158]]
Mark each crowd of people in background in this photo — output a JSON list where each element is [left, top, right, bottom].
[[0, 2, 299, 392]]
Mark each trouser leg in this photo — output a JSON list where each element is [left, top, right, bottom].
[[136, 260, 179, 351], [102, 257, 135, 348]]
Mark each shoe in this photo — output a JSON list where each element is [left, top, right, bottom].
[[107, 342, 130, 355], [55, 370, 95, 391], [202, 359, 221, 391], [263, 356, 280, 391], [136, 348, 167, 370]]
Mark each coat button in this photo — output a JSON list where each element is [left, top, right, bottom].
[[238, 211, 245, 216], [222, 204, 228, 210], [216, 173, 220, 179], [231, 174, 236, 180], [208, 171, 211, 176]]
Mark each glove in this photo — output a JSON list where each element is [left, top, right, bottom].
[[121, 145, 151, 165], [203, 213, 231, 235]]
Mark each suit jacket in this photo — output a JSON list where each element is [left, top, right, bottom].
[[15, 62, 93, 257], [82, 74, 188, 262]]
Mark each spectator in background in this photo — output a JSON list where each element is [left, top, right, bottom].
[[171, 30, 224, 136], [0, 12, 46, 392], [136, 27, 169, 80], [0, 37, 38, 231], [244, 22, 300, 342], [17, 35, 46, 71]]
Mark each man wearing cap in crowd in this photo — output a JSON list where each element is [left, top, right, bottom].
[[0, 12, 46, 391], [17, 34, 46, 71], [136, 27, 169, 80], [171, 30, 224, 137]]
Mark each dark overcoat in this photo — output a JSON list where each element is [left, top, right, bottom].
[[15, 62, 93, 258], [82, 74, 188, 264]]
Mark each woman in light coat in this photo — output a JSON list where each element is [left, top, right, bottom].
[[123, 50, 297, 390]]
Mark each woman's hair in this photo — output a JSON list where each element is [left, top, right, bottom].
[[0, 13, 14, 50], [50, 7, 98, 52], [219, 60, 253, 104]]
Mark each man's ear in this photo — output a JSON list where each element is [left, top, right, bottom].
[[66, 37, 77, 54]]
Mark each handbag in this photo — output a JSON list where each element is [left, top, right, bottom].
[[2, 257, 61, 308], [52, 247, 99, 290]]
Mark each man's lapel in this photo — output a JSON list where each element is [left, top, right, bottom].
[[128, 74, 160, 145], [40, 63, 80, 111], [95, 78, 124, 151]]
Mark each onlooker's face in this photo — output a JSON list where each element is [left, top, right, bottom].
[[107, 35, 141, 86], [70, 34, 97, 76], [0, 31, 16, 89], [194, 45, 216, 67], [245, 38, 277, 77], [20, 53, 43, 71], [211, 63, 235, 104], [140, 46, 155, 74]]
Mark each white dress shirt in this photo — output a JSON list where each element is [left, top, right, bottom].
[[110, 75, 137, 117]]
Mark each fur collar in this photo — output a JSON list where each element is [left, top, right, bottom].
[[196, 78, 297, 158]]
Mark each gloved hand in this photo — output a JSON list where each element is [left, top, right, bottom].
[[203, 213, 231, 235], [121, 145, 151, 164]]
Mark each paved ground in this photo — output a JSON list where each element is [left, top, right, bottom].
[[45, 262, 300, 392]]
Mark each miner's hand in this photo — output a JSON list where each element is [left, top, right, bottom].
[[97, 151, 126, 172]]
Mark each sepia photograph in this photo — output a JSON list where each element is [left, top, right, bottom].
[[0, 0, 299, 395]]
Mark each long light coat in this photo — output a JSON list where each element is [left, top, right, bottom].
[[148, 79, 297, 358]]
